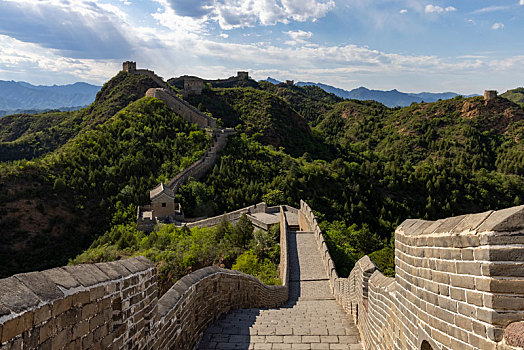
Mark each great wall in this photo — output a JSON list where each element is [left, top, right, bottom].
[[0, 64, 523, 349]]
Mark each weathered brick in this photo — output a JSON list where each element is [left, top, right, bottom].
[[1, 312, 33, 343], [34, 305, 52, 325], [52, 295, 73, 317], [73, 291, 90, 306]]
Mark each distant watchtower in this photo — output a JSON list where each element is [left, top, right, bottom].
[[123, 61, 137, 72], [183, 76, 204, 98], [237, 71, 249, 80], [484, 90, 497, 101], [286, 80, 294, 86]]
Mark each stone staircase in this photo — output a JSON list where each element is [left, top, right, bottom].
[[197, 229, 363, 349]]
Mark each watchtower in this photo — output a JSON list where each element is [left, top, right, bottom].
[[237, 71, 249, 80], [286, 80, 294, 86], [183, 76, 204, 97], [123, 61, 137, 72], [484, 90, 497, 101]]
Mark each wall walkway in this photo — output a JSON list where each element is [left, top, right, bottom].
[[196, 208, 363, 349]]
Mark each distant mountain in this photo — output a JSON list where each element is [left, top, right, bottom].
[[501, 87, 524, 107], [264, 79, 477, 107], [264, 77, 282, 85], [0, 80, 100, 111]]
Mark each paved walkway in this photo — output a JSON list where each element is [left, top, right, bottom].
[[197, 229, 362, 349]]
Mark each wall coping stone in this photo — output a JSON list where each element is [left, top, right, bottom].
[[396, 205, 524, 237]]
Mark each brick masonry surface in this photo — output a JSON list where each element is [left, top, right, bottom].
[[307, 202, 524, 350]]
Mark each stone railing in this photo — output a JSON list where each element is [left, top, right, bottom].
[[0, 205, 292, 349], [307, 201, 524, 350]]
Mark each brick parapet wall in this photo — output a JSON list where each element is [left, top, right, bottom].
[[0, 257, 156, 350], [185, 202, 270, 229], [280, 206, 290, 286], [151, 267, 288, 349], [336, 204, 524, 350], [146, 88, 217, 129]]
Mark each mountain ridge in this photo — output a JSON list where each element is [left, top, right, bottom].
[[0, 80, 101, 111], [263, 77, 478, 107]]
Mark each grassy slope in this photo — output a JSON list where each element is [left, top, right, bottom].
[[501, 87, 524, 107]]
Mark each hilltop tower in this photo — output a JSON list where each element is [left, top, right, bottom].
[[237, 71, 249, 80], [123, 61, 137, 72], [484, 90, 497, 101]]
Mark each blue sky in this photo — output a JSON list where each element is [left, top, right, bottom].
[[0, 0, 522, 94]]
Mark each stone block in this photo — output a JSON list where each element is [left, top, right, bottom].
[[0, 277, 40, 314], [449, 275, 474, 289], [73, 291, 90, 307], [14, 272, 64, 303], [1, 311, 33, 343], [489, 278, 524, 294], [51, 295, 73, 317], [484, 294, 524, 310], [61, 265, 110, 287], [452, 211, 493, 234], [39, 319, 56, 344], [434, 215, 467, 235], [72, 321, 89, 340], [456, 261, 481, 276], [477, 205, 524, 233], [483, 262, 524, 277], [41, 268, 80, 290], [465, 290, 484, 307], [34, 305, 52, 325], [52, 328, 71, 349]]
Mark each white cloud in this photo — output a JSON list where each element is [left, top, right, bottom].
[[159, 0, 335, 30], [473, 6, 509, 14], [520, 0, 524, 5], [284, 30, 313, 45], [219, 33, 229, 38], [425, 5, 456, 14], [492, 22, 504, 30], [0, 0, 137, 59], [400, 9, 408, 14]]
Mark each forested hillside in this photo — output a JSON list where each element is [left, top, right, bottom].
[[0, 73, 210, 276], [1, 70, 522, 285]]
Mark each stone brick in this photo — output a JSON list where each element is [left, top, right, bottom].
[[73, 291, 90, 306], [52, 328, 71, 349], [52, 295, 73, 317], [34, 305, 52, 325], [1, 312, 33, 343], [449, 275, 474, 289]]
